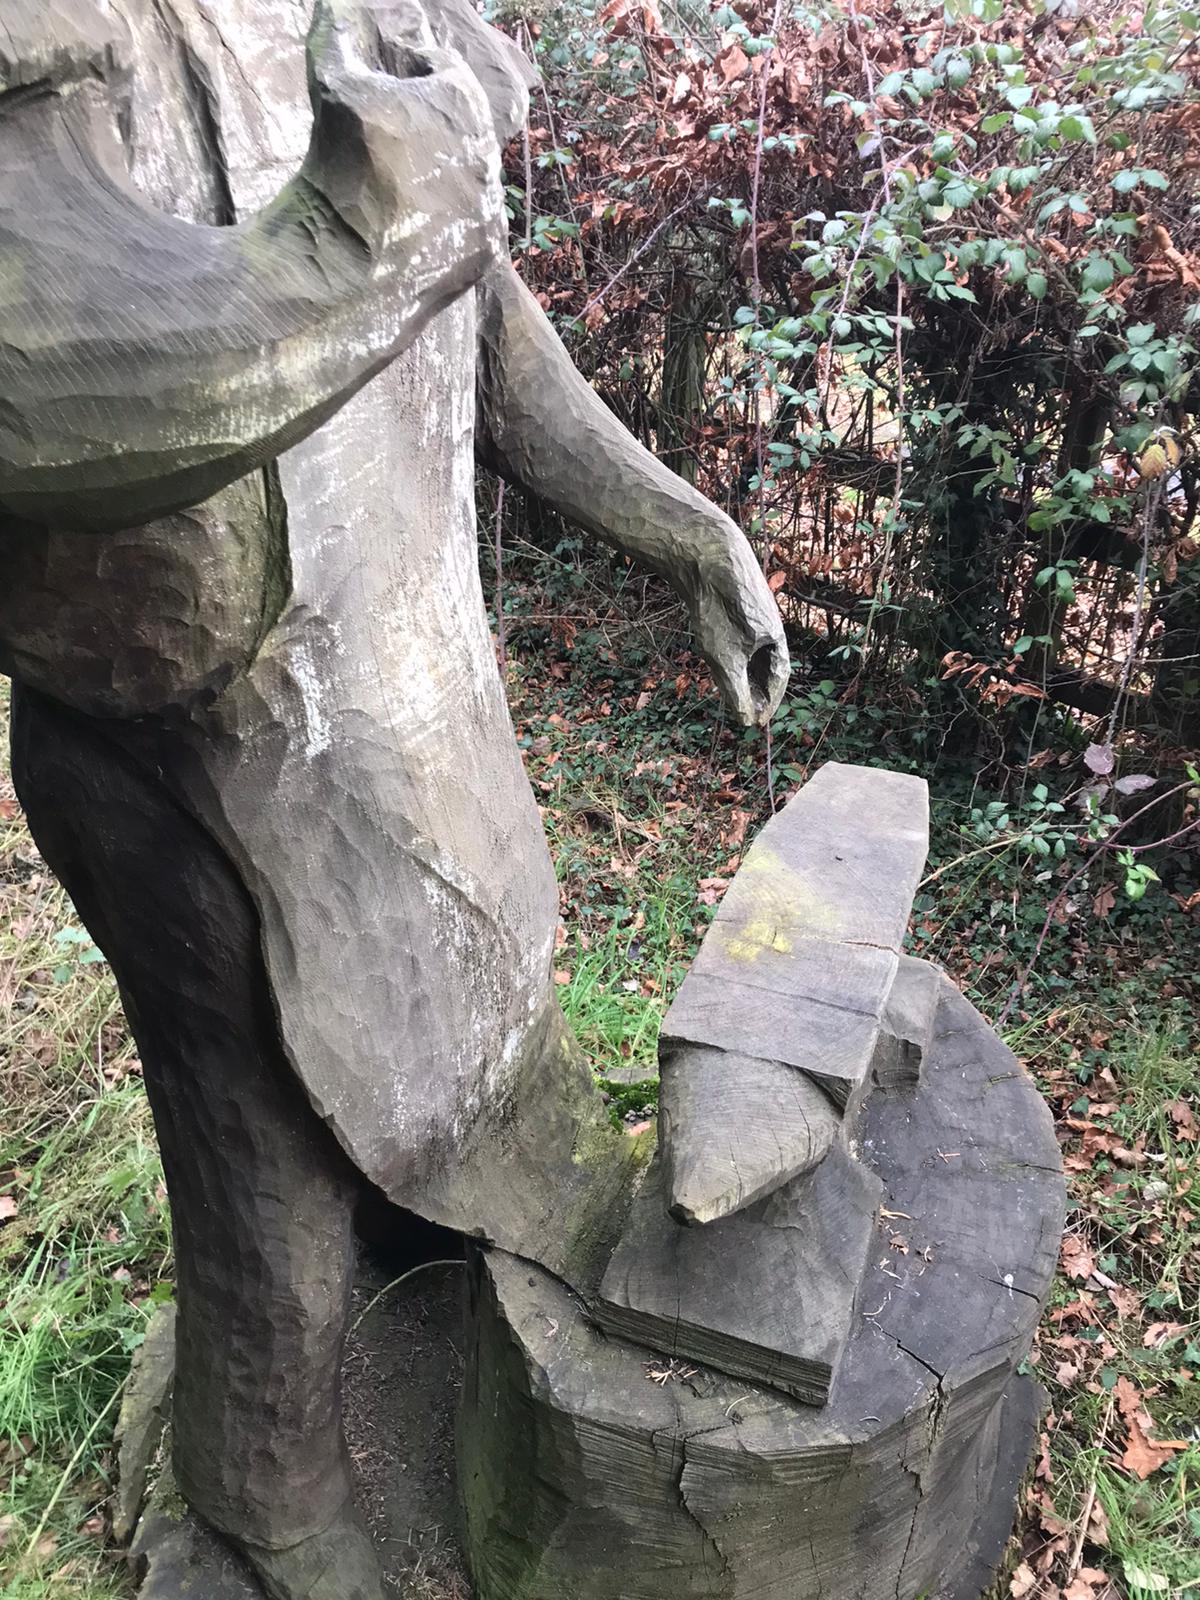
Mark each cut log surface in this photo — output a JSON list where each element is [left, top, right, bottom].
[[872, 954, 942, 1089], [660, 762, 930, 1225], [461, 974, 1066, 1600], [596, 1144, 880, 1404]]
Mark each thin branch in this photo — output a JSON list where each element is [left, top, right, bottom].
[[1066, 1393, 1114, 1585], [581, 196, 695, 320], [747, 0, 785, 813], [860, 275, 905, 667], [350, 1259, 464, 1334], [1105, 475, 1164, 749], [494, 481, 508, 673]]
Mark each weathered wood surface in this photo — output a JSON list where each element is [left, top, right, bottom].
[[113, 1306, 176, 1546], [132, 1463, 262, 1600], [1, 1, 792, 1588], [0, 0, 567, 1230], [0, 0, 506, 531], [659, 762, 929, 1224], [477, 260, 790, 726], [0, 0, 788, 1240], [461, 972, 1066, 1600], [123, 1259, 474, 1599], [596, 1144, 880, 1404], [872, 953, 941, 1089], [14, 687, 375, 1598], [662, 1044, 841, 1224]]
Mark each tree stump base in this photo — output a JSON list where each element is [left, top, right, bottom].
[[459, 974, 1064, 1600]]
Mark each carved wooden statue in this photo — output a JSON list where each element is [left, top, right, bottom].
[[0, 2, 786, 1595], [0, 4, 1064, 1599]]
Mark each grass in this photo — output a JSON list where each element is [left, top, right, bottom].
[[547, 805, 703, 1085], [1, 608, 1198, 1599], [1030, 1020, 1200, 1599], [0, 687, 170, 1597]]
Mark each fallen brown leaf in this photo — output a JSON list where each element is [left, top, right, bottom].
[[1121, 1414, 1189, 1479], [717, 42, 750, 82], [1011, 1560, 1039, 1599], [1092, 884, 1116, 919], [1061, 1235, 1096, 1281], [1142, 1321, 1185, 1349]]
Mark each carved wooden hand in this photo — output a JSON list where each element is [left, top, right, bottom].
[[476, 264, 790, 726]]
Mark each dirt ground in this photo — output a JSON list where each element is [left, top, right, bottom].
[[345, 1249, 471, 1599]]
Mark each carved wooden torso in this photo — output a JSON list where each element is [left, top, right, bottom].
[[0, 0, 560, 1212]]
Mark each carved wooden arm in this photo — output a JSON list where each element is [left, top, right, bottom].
[[475, 263, 789, 725], [0, 0, 503, 532]]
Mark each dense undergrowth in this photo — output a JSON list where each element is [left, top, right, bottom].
[[508, 0, 1200, 750]]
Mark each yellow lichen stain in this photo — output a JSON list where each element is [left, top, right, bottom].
[[717, 845, 843, 962], [724, 917, 794, 961]]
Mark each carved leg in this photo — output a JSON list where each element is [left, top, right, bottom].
[[10, 685, 385, 1600]]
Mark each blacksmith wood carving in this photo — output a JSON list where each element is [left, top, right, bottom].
[[0, 4, 1063, 1597]]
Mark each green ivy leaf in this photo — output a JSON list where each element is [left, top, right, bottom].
[[1007, 165, 1040, 194], [910, 67, 940, 98], [981, 111, 1011, 133], [1004, 246, 1028, 282], [1027, 271, 1048, 300]]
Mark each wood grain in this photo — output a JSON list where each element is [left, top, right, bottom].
[[462, 972, 1066, 1600], [659, 762, 930, 1224]]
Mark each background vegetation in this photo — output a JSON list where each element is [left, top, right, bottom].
[[2, 1, 1199, 1597]]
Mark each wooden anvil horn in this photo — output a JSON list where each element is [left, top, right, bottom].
[[0, 0, 503, 532]]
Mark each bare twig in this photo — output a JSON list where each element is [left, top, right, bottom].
[[1105, 475, 1164, 749], [350, 1259, 464, 1335], [494, 481, 508, 673], [522, 120, 534, 252], [746, 1, 785, 813], [580, 197, 695, 320], [22, 1384, 123, 1567], [860, 275, 905, 667], [1066, 1393, 1114, 1582]]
